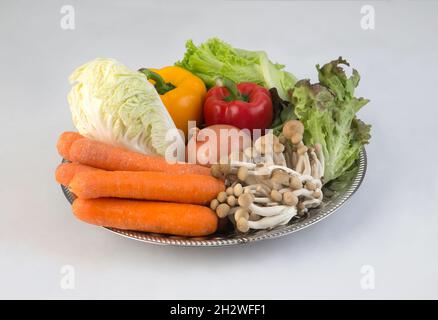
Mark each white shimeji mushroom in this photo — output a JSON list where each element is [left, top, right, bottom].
[[237, 206, 297, 232]]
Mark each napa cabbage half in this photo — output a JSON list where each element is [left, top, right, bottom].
[[68, 58, 183, 158]]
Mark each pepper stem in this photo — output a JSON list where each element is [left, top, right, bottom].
[[139, 68, 175, 95], [215, 77, 244, 101]]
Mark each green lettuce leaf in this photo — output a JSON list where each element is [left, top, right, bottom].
[[176, 38, 296, 101], [292, 57, 371, 183]]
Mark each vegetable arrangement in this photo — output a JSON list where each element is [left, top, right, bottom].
[[56, 38, 371, 238]]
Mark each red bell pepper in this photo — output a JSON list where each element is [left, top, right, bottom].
[[203, 78, 273, 132]]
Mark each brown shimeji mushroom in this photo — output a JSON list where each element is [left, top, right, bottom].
[[209, 127, 325, 233], [282, 120, 304, 145]]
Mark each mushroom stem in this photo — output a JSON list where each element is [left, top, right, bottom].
[[284, 149, 292, 169], [247, 206, 297, 230], [263, 153, 275, 166], [303, 152, 312, 176], [248, 203, 288, 217], [243, 181, 271, 196], [230, 161, 257, 169], [249, 212, 261, 221], [265, 202, 283, 206], [313, 189, 323, 201], [292, 188, 314, 198], [266, 165, 300, 176], [298, 174, 319, 185], [309, 149, 323, 180], [273, 152, 287, 166], [291, 150, 298, 169], [296, 154, 304, 173], [243, 147, 257, 161], [302, 198, 322, 209], [253, 197, 275, 204]]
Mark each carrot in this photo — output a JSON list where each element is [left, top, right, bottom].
[[56, 132, 84, 160], [69, 170, 225, 204], [73, 198, 218, 236], [69, 137, 211, 176], [55, 162, 100, 186]]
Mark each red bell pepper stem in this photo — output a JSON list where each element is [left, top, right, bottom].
[[215, 77, 246, 102], [139, 68, 175, 95]]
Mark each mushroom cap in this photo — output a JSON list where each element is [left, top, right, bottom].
[[237, 166, 249, 181], [313, 189, 322, 199], [233, 183, 243, 197], [238, 193, 254, 208], [210, 164, 223, 179], [273, 142, 285, 153], [216, 203, 230, 218], [282, 120, 305, 139], [291, 133, 303, 145], [236, 217, 249, 233], [297, 145, 308, 155], [227, 195, 237, 207], [235, 208, 249, 221], [219, 163, 231, 175], [278, 134, 287, 144], [217, 191, 228, 203], [270, 189, 283, 203], [210, 199, 219, 210], [289, 175, 302, 190], [271, 170, 290, 186], [305, 181, 317, 191], [283, 191, 298, 206]]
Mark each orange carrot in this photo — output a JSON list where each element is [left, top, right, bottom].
[[55, 162, 101, 186], [56, 132, 84, 160], [69, 170, 224, 204], [73, 198, 218, 236], [69, 137, 211, 176]]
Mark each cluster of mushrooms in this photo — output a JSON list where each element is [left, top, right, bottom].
[[210, 120, 325, 233]]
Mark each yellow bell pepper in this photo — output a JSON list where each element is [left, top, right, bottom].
[[140, 66, 206, 139]]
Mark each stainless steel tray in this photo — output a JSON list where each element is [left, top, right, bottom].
[[61, 149, 367, 246]]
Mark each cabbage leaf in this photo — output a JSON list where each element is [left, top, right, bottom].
[[68, 58, 183, 158]]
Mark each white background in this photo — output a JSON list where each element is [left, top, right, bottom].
[[1, 0, 437, 299]]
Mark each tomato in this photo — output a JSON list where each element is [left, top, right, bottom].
[[186, 124, 251, 165]]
